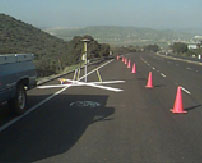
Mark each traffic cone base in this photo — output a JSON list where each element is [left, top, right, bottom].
[[125, 59, 127, 65], [127, 60, 131, 68], [131, 64, 136, 74], [145, 72, 153, 88], [170, 86, 187, 114], [170, 109, 187, 114], [145, 85, 153, 88]]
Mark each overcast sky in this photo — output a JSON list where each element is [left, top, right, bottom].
[[0, 0, 202, 28]]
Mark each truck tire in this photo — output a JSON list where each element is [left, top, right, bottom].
[[9, 83, 27, 115]]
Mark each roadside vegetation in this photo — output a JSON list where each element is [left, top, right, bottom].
[[170, 42, 202, 57], [112, 44, 159, 54], [0, 14, 110, 77], [45, 26, 197, 47]]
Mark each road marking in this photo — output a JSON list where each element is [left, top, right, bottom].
[[38, 85, 70, 88], [152, 67, 155, 70], [0, 86, 70, 133], [186, 67, 192, 70], [161, 73, 167, 78], [86, 84, 123, 92], [157, 70, 160, 72], [70, 101, 101, 108], [196, 70, 199, 72], [90, 81, 125, 84], [0, 60, 114, 133], [65, 81, 124, 92], [38, 81, 125, 89], [181, 87, 191, 95]]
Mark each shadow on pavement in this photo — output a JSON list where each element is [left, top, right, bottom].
[[185, 105, 202, 111], [154, 84, 166, 88], [0, 94, 50, 127], [0, 95, 115, 162], [0, 104, 14, 126]]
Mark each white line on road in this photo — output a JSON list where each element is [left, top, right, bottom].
[[161, 73, 167, 78], [152, 67, 156, 70], [181, 87, 191, 95], [0, 60, 114, 133], [0, 86, 70, 132], [90, 81, 125, 84], [186, 67, 192, 70], [196, 70, 199, 72], [60, 81, 125, 92], [86, 84, 123, 92], [157, 70, 160, 72]]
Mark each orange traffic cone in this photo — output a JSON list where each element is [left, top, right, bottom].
[[170, 87, 187, 114], [145, 72, 153, 88], [131, 63, 136, 74], [127, 60, 131, 68], [125, 58, 127, 65]]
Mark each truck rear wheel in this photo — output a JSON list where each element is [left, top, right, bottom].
[[9, 83, 27, 115]]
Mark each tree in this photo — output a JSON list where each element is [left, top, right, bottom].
[[197, 41, 202, 49], [172, 42, 187, 54], [144, 45, 159, 52]]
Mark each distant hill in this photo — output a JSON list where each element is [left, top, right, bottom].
[[0, 14, 71, 75], [44, 26, 197, 47], [0, 14, 110, 76], [0, 14, 68, 57]]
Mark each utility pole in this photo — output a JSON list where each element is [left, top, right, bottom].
[[81, 39, 90, 82]]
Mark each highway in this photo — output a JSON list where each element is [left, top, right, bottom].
[[1, 52, 202, 162]]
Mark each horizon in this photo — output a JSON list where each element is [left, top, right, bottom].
[[1, 12, 202, 36], [1, 13, 202, 32], [43, 26, 202, 31], [0, 0, 202, 29]]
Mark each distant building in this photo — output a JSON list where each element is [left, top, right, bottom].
[[194, 36, 202, 39], [191, 36, 202, 43], [188, 44, 198, 50], [168, 42, 172, 46]]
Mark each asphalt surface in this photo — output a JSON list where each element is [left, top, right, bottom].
[[168, 54, 202, 62], [0, 52, 202, 163]]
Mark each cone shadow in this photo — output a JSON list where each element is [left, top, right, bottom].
[[185, 105, 201, 111], [154, 84, 166, 88]]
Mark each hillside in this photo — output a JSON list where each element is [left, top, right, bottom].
[[45, 26, 196, 47], [0, 14, 110, 77], [0, 14, 69, 58]]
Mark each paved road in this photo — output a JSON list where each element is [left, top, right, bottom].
[[170, 54, 202, 62], [0, 53, 202, 163]]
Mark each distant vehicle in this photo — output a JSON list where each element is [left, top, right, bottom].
[[0, 54, 37, 115]]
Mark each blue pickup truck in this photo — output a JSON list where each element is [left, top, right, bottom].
[[0, 54, 37, 115]]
